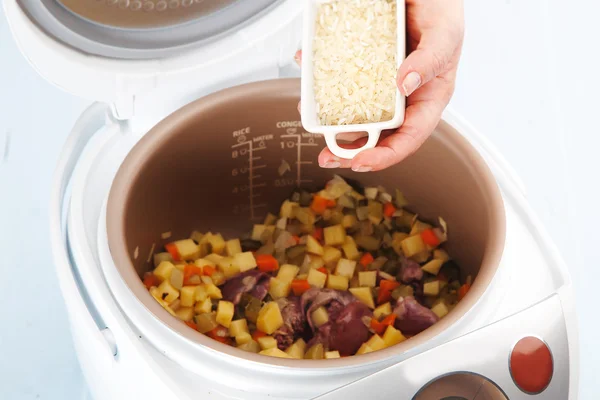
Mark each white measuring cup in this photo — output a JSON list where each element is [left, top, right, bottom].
[[300, 0, 406, 160]]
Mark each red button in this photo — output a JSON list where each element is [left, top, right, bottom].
[[509, 336, 553, 394]]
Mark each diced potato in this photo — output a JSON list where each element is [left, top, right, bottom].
[[422, 259, 444, 275], [358, 271, 377, 288], [349, 287, 375, 309], [354, 235, 381, 251], [194, 258, 216, 268], [154, 261, 175, 282], [280, 200, 299, 218], [341, 237, 360, 261], [216, 301, 235, 328], [433, 249, 450, 262], [304, 343, 324, 360], [173, 239, 201, 260], [217, 257, 241, 278], [325, 351, 341, 359], [324, 224, 346, 246], [153, 252, 173, 268], [180, 286, 197, 307], [233, 251, 257, 272], [194, 313, 219, 334], [307, 255, 325, 270], [235, 332, 252, 345], [366, 334, 386, 351], [327, 274, 349, 291], [423, 280, 441, 296], [170, 267, 184, 290], [211, 271, 226, 286], [356, 343, 373, 355], [259, 347, 291, 358], [277, 264, 300, 284], [364, 187, 378, 200], [200, 276, 213, 285], [307, 268, 328, 289], [401, 235, 426, 258], [294, 207, 315, 226], [306, 235, 324, 256], [190, 230, 204, 243], [264, 213, 277, 226], [373, 303, 392, 319], [204, 253, 224, 264], [194, 298, 212, 314], [311, 306, 329, 328], [335, 258, 357, 278], [322, 246, 342, 267], [257, 302, 284, 334], [285, 339, 306, 359], [367, 201, 383, 225], [382, 325, 406, 347], [391, 232, 409, 255], [342, 214, 358, 230], [238, 340, 261, 353], [208, 234, 226, 255], [175, 307, 194, 322], [252, 225, 275, 243], [229, 319, 249, 337], [258, 336, 278, 350], [269, 277, 292, 299], [205, 283, 223, 300], [156, 279, 179, 304], [225, 239, 242, 256], [410, 220, 432, 236], [431, 301, 449, 318]]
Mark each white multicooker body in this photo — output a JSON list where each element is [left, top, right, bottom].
[[4, 1, 578, 399]]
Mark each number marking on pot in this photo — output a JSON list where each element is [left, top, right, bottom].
[[279, 124, 319, 187]]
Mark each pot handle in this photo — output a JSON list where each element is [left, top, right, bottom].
[[324, 129, 381, 160]]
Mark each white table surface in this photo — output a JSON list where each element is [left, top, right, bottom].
[[0, 1, 598, 399]]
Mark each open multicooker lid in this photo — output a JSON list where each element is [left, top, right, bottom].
[[4, 0, 303, 117]]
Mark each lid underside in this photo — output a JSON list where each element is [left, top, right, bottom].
[[18, 0, 284, 59]]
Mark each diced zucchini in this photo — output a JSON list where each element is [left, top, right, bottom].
[[431, 301, 449, 318], [280, 200, 299, 218], [226, 239, 242, 256], [325, 177, 353, 199], [373, 303, 392, 319], [304, 343, 324, 360], [154, 261, 175, 282], [306, 235, 324, 256], [307, 268, 328, 289], [233, 251, 257, 272], [335, 258, 357, 278], [260, 347, 291, 358], [325, 351, 341, 359], [285, 339, 307, 359], [338, 195, 355, 209], [169, 267, 184, 290], [258, 336, 278, 350], [216, 301, 235, 328], [173, 239, 201, 260], [322, 246, 342, 267], [180, 286, 197, 307], [423, 280, 441, 296], [433, 249, 450, 262], [311, 306, 329, 328], [235, 332, 253, 345], [364, 187, 378, 200], [401, 235, 426, 258], [257, 302, 284, 334], [268, 277, 292, 299], [238, 340, 261, 353], [194, 313, 219, 334], [391, 285, 414, 301], [349, 287, 375, 309], [229, 319, 249, 337], [326, 274, 349, 291], [341, 237, 360, 261], [194, 298, 212, 314], [153, 252, 173, 268], [422, 259, 444, 275], [367, 201, 383, 225], [358, 271, 377, 288], [156, 279, 179, 304], [295, 207, 315, 226], [175, 307, 194, 322], [382, 325, 406, 347], [354, 235, 381, 251], [356, 343, 373, 355], [324, 225, 346, 246], [277, 264, 300, 284]]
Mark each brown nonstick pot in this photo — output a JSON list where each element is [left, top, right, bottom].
[[106, 78, 506, 372]]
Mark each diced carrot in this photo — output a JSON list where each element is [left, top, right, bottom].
[[208, 326, 231, 344], [383, 202, 397, 218], [183, 265, 203, 286], [310, 195, 329, 215], [326, 199, 337, 208], [165, 243, 181, 261], [202, 265, 216, 276], [379, 280, 401, 292], [420, 228, 441, 247], [381, 314, 397, 326], [359, 253, 374, 268], [185, 321, 198, 330], [143, 273, 160, 289], [291, 279, 311, 296], [377, 290, 392, 305], [256, 254, 279, 272], [312, 227, 324, 242], [458, 283, 471, 300], [317, 267, 328, 275], [252, 330, 267, 341], [377, 280, 400, 305], [370, 318, 385, 335]]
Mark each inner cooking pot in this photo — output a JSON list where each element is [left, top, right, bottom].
[[106, 78, 505, 368]]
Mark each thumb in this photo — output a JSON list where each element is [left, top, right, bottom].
[[397, 34, 456, 96]]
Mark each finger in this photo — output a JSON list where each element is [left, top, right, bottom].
[[397, 33, 458, 96], [294, 50, 302, 67], [318, 136, 370, 169]]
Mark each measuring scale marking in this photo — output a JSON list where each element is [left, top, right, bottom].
[[279, 125, 319, 187]]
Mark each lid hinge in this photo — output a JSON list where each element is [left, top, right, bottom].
[[110, 73, 158, 121]]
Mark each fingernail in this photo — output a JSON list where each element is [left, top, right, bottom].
[[294, 52, 301, 64], [352, 165, 372, 172], [401, 71, 422, 96], [321, 161, 341, 168]]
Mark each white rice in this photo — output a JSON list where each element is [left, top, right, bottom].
[[313, 0, 397, 126]]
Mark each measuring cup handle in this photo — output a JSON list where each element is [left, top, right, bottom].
[[324, 130, 381, 160]]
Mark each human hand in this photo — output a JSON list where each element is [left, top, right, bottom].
[[296, 0, 464, 171]]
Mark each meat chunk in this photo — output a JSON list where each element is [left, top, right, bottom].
[[398, 257, 423, 283], [301, 288, 355, 330], [393, 296, 439, 335], [273, 296, 307, 350], [221, 270, 271, 305]]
